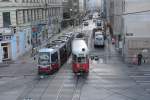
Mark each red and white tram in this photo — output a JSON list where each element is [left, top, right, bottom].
[[72, 39, 89, 74], [38, 48, 60, 75]]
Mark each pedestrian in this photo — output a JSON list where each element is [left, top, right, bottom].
[[132, 54, 138, 65], [137, 53, 143, 65]]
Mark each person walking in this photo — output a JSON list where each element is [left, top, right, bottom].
[[137, 53, 143, 65]]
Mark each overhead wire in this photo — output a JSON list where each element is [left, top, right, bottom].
[[107, 9, 150, 17]]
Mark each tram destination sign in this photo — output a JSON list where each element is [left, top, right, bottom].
[[78, 54, 84, 57]]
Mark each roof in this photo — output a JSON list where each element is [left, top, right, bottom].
[[72, 39, 89, 56], [52, 39, 66, 43], [39, 48, 55, 53], [58, 36, 69, 41]]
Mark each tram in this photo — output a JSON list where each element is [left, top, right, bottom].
[[58, 36, 72, 57], [37, 32, 74, 76], [72, 39, 89, 74], [38, 48, 60, 75]]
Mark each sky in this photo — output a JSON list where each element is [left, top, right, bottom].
[[87, 0, 102, 10]]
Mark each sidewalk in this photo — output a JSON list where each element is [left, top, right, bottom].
[[105, 26, 150, 70]]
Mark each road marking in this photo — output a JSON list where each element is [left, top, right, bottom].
[[136, 81, 150, 83], [129, 75, 150, 78]]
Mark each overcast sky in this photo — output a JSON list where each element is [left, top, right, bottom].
[[87, 0, 102, 10]]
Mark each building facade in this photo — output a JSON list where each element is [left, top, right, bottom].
[[0, 0, 63, 62], [62, 0, 79, 28], [106, 0, 150, 64], [122, 0, 150, 63]]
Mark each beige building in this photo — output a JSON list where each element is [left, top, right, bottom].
[[0, 0, 63, 62]]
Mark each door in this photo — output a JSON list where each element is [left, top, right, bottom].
[[2, 46, 9, 60]]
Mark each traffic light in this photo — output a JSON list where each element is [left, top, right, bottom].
[[13, 27, 16, 34]]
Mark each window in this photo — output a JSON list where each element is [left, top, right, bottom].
[[23, 10, 26, 23], [51, 52, 58, 63], [3, 12, 11, 28]]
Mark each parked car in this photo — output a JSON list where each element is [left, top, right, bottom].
[[83, 21, 89, 26]]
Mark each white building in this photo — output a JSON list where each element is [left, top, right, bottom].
[[0, 0, 63, 63]]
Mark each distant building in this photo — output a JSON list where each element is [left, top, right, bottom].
[[79, 0, 87, 13], [62, 0, 79, 27]]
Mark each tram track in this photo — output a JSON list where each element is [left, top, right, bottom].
[[71, 76, 86, 100], [17, 61, 71, 100], [54, 74, 86, 100], [16, 74, 57, 100], [47, 61, 87, 100]]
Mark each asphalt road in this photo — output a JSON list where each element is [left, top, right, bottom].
[[0, 20, 150, 100]]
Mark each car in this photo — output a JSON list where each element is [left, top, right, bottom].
[[64, 32, 74, 38], [58, 36, 70, 42], [96, 20, 105, 30], [88, 14, 93, 19], [93, 19, 96, 23], [74, 32, 85, 39], [94, 34, 105, 48], [83, 21, 89, 26]]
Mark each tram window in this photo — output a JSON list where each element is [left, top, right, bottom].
[[78, 57, 86, 63], [51, 52, 58, 63]]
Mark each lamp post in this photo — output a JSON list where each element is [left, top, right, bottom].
[[69, 9, 73, 26]]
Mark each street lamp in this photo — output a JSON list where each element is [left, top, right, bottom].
[[69, 9, 73, 26]]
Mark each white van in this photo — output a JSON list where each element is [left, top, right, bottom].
[[94, 34, 105, 48]]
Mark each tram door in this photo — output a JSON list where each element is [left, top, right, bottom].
[[2, 46, 9, 60]]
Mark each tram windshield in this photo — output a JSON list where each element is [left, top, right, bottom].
[[38, 52, 50, 65], [73, 55, 87, 63], [78, 57, 86, 63]]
